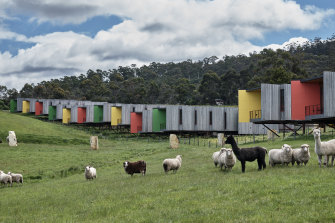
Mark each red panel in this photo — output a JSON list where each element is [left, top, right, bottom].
[[35, 102, 43, 115], [77, 107, 86, 124], [130, 112, 142, 133], [291, 80, 321, 120]]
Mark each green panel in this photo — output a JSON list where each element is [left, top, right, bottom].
[[94, 105, 103, 123], [152, 109, 166, 132], [10, 99, 17, 113], [48, 106, 57, 121]]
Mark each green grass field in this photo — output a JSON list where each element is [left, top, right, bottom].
[[1, 111, 335, 223]]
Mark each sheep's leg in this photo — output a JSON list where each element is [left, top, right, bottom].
[[332, 156, 335, 167], [241, 161, 246, 173], [318, 155, 323, 168], [326, 155, 330, 167]]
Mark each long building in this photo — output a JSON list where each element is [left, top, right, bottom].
[[9, 71, 335, 135]]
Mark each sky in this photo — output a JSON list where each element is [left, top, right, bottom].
[[0, 0, 335, 90]]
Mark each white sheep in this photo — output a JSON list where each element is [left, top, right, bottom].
[[269, 144, 293, 166], [7, 172, 23, 184], [218, 148, 236, 171], [313, 128, 335, 167], [0, 170, 12, 187], [292, 144, 311, 166], [212, 148, 226, 167], [163, 155, 182, 173], [85, 166, 97, 180]]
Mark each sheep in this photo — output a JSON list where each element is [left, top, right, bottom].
[[0, 170, 12, 187], [268, 144, 293, 166], [7, 172, 23, 184], [123, 160, 146, 176], [212, 148, 226, 167], [224, 135, 267, 173], [313, 128, 335, 167], [163, 155, 182, 173], [84, 166, 96, 180], [292, 144, 311, 166], [218, 148, 236, 171]]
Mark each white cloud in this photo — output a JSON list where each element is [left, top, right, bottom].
[[0, 0, 334, 89]]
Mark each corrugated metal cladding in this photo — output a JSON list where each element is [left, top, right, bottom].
[[130, 112, 143, 133], [261, 84, 280, 121], [29, 98, 37, 113], [70, 106, 78, 123], [280, 84, 291, 120], [121, 104, 133, 125], [225, 107, 238, 131], [16, 98, 24, 112], [238, 122, 279, 135], [41, 99, 51, 115], [323, 71, 335, 117], [103, 104, 112, 122]]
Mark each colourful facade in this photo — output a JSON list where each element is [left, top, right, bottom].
[[93, 105, 103, 123], [111, 107, 122, 125], [35, 102, 43, 115], [291, 80, 321, 120], [48, 106, 57, 120], [152, 109, 166, 132], [10, 99, 17, 113], [238, 90, 261, 123], [77, 107, 86, 124], [130, 112, 142, 133], [62, 108, 71, 124], [22, 100, 30, 113]]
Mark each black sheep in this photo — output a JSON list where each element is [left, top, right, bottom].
[[225, 135, 267, 173], [123, 160, 146, 176]]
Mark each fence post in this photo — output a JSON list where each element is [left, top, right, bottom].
[[253, 134, 255, 143], [198, 137, 199, 146], [189, 136, 190, 145], [209, 141, 210, 148]]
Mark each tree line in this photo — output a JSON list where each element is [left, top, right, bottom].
[[1, 35, 335, 109]]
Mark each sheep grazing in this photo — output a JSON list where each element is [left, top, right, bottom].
[[163, 155, 182, 173], [268, 144, 293, 166], [313, 128, 335, 167], [8, 172, 23, 184], [0, 170, 12, 187], [218, 148, 236, 171], [84, 166, 97, 180], [123, 160, 146, 176], [212, 148, 226, 167], [292, 144, 311, 166], [224, 135, 267, 173]]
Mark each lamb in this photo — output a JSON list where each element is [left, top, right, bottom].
[[0, 170, 12, 187], [163, 155, 182, 173], [224, 135, 267, 173], [123, 160, 146, 176], [313, 128, 335, 167], [8, 172, 23, 184], [212, 148, 226, 167], [292, 144, 311, 166], [84, 166, 96, 180], [268, 144, 293, 166], [218, 148, 236, 171]]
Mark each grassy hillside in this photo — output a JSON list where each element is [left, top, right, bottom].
[[0, 111, 89, 144], [1, 112, 335, 222]]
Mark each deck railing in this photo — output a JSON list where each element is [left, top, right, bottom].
[[249, 110, 261, 120], [305, 104, 323, 116]]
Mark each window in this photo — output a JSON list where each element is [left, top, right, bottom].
[[224, 112, 227, 129], [280, 89, 285, 112], [209, 111, 213, 125], [179, 109, 183, 125], [194, 110, 197, 125]]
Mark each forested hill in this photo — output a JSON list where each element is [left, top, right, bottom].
[[1, 36, 335, 108]]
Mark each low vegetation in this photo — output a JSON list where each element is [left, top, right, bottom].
[[1, 112, 335, 222]]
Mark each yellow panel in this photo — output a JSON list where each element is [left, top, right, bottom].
[[62, 108, 71, 124], [111, 107, 122, 126], [22, 101, 30, 113], [238, 90, 261, 122]]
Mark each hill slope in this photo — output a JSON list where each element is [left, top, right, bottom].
[[0, 111, 89, 144]]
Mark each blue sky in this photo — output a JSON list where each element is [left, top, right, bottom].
[[0, 0, 334, 90]]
